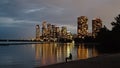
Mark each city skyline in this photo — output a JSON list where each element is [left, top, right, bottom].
[[0, 0, 120, 39]]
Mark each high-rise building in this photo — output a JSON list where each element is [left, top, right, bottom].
[[61, 26, 67, 38], [42, 21, 47, 38], [55, 27, 60, 38], [47, 23, 52, 38], [77, 16, 88, 38], [36, 25, 40, 41], [51, 25, 56, 38], [92, 18, 102, 38], [66, 31, 73, 40]]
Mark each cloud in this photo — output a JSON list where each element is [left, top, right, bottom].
[[0, 17, 41, 29], [0, 17, 40, 24], [24, 7, 46, 13], [0, 0, 120, 39], [0, 17, 15, 24]]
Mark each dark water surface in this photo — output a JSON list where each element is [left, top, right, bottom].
[[0, 42, 99, 68]]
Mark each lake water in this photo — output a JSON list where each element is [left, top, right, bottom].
[[0, 42, 99, 68]]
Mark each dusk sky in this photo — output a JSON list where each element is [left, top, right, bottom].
[[0, 0, 120, 39]]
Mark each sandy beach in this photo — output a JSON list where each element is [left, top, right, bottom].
[[36, 53, 120, 68]]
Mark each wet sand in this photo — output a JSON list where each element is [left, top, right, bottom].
[[36, 53, 120, 68]]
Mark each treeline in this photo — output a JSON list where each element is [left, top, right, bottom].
[[95, 14, 120, 53]]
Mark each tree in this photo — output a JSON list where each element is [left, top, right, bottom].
[[111, 14, 120, 32], [96, 25, 110, 43], [96, 14, 120, 53]]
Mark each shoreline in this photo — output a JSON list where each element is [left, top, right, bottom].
[[0, 41, 43, 45], [36, 53, 120, 68]]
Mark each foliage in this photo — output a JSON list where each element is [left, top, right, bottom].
[[111, 14, 120, 32]]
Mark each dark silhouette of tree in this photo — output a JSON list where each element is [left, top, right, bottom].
[[96, 14, 120, 53], [111, 14, 120, 40], [97, 14, 120, 43], [111, 14, 120, 32], [96, 25, 110, 43]]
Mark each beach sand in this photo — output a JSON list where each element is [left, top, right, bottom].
[[36, 53, 120, 68]]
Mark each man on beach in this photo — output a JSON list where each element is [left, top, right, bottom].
[[65, 53, 72, 62]]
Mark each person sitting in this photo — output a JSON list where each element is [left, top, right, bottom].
[[65, 53, 72, 62]]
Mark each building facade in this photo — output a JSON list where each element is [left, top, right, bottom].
[[77, 16, 88, 38], [92, 18, 102, 38], [61, 26, 67, 38], [42, 21, 47, 38], [36, 25, 40, 41], [46, 23, 52, 41]]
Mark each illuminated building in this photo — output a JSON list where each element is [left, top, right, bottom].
[[36, 25, 40, 41], [61, 26, 67, 38], [77, 16, 88, 38], [92, 18, 102, 38], [51, 25, 56, 38], [42, 21, 47, 39], [66, 31, 73, 40], [55, 27, 60, 38], [47, 23, 52, 39]]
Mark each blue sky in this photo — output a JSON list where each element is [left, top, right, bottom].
[[0, 0, 120, 39]]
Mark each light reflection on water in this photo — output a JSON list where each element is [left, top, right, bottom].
[[0, 43, 98, 68], [34, 43, 98, 67]]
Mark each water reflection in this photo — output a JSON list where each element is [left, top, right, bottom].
[[76, 43, 98, 59], [34, 43, 98, 66]]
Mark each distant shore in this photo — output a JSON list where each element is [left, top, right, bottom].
[[0, 41, 43, 45], [36, 53, 120, 68]]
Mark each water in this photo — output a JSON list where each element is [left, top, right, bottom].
[[0, 42, 99, 68]]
